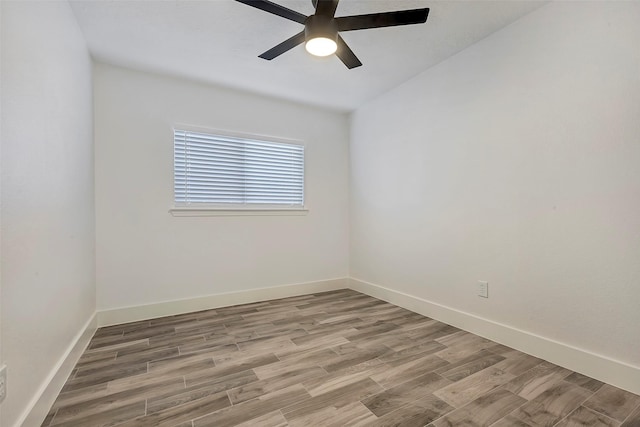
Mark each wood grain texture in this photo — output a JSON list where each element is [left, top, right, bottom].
[[509, 381, 593, 426], [373, 400, 452, 427], [584, 384, 640, 422], [502, 362, 572, 400], [621, 403, 640, 426], [42, 289, 640, 426], [565, 371, 605, 393], [556, 406, 620, 427], [431, 388, 525, 427], [433, 365, 515, 408], [362, 372, 450, 417]]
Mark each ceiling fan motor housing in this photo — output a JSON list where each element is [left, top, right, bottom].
[[305, 14, 338, 43]]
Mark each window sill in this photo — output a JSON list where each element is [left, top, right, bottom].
[[169, 207, 309, 217]]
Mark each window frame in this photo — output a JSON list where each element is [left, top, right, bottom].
[[169, 125, 308, 217]]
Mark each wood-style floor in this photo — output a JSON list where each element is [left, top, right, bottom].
[[43, 289, 640, 427]]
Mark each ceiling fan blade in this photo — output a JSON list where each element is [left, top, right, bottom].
[[335, 35, 362, 69], [258, 31, 306, 60], [235, 0, 307, 24], [314, 0, 340, 18], [336, 8, 429, 32]]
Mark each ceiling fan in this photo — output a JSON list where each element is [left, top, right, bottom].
[[235, 0, 430, 69]]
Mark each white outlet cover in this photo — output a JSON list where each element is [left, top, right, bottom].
[[0, 364, 6, 403], [477, 281, 489, 298]]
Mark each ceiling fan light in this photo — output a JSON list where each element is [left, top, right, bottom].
[[305, 37, 337, 56]]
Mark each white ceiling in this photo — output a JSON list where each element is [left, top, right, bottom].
[[69, 0, 545, 111]]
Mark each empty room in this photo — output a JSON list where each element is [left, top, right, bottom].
[[1, 0, 639, 426]]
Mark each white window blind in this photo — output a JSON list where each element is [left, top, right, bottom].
[[174, 129, 304, 207]]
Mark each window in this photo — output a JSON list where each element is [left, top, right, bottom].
[[173, 129, 305, 210]]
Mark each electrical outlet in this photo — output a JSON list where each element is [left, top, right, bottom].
[[477, 281, 489, 298], [0, 364, 6, 403]]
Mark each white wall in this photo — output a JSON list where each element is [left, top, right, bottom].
[[0, 1, 95, 426], [350, 1, 640, 369], [94, 64, 349, 311]]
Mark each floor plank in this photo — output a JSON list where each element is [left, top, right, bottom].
[[372, 400, 452, 427], [556, 406, 621, 427], [362, 372, 450, 417], [431, 388, 525, 427], [509, 381, 593, 426], [583, 384, 640, 422]]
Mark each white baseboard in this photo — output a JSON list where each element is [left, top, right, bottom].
[[348, 277, 640, 396], [17, 313, 97, 427], [97, 277, 349, 327]]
